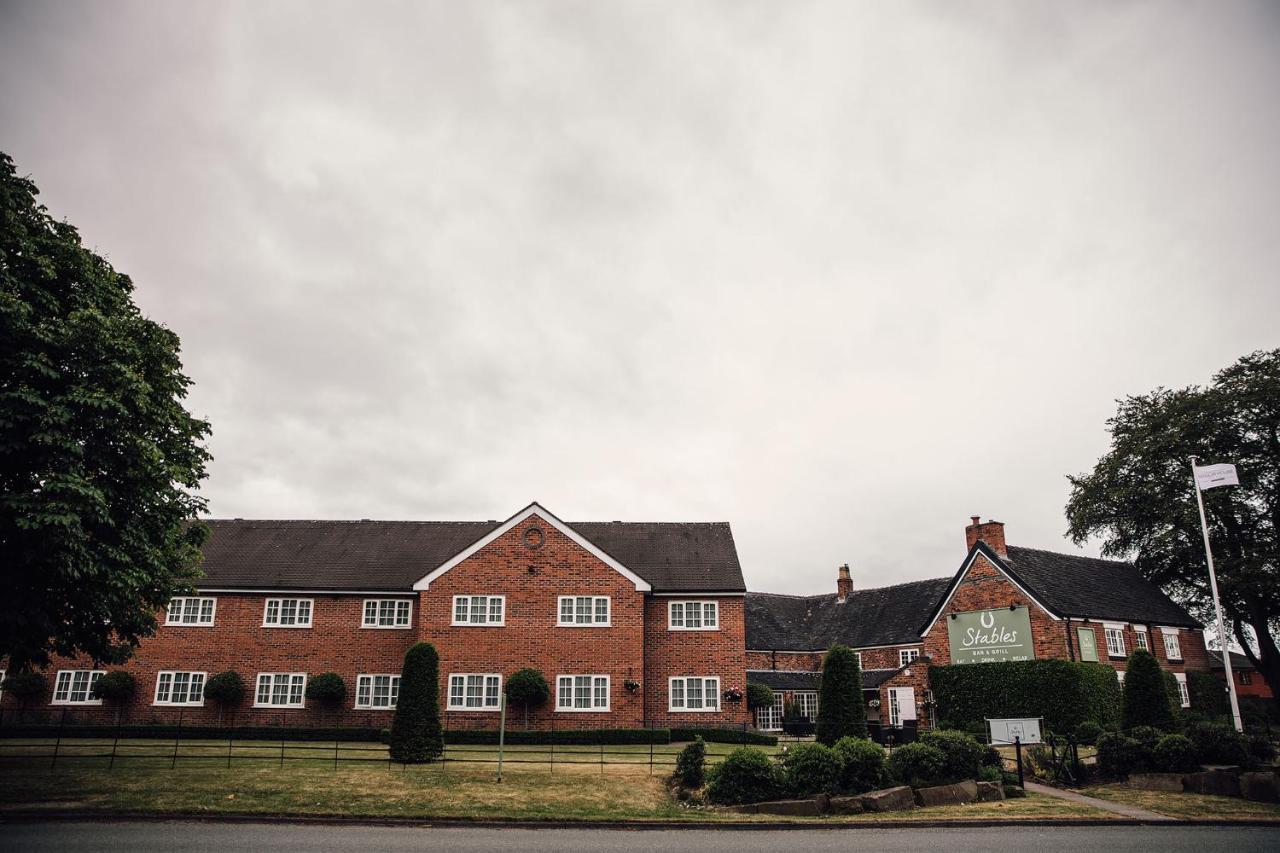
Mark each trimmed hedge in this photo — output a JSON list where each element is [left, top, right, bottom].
[[887, 741, 947, 788], [389, 642, 443, 763], [1187, 671, 1229, 718], [671, 727, 776, 746], [833, 736, 886, 793], [445, 728, 671, 745], [918, 729, 985, 783], [931, 660, 1122, 733], [0, 724, 386, 741], [705, 747, 782, 804], [782, 742, 842, 796]]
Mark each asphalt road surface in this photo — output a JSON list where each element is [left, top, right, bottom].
[[4, 821, 1279, 853]]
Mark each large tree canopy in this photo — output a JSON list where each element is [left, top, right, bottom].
[[0, 151, 210, 670], [1066, 349, 1280, 702]]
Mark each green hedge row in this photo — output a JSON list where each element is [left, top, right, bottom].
[[442, 728, 671, 745], [931, 660, 1122, 733], [670, 727, 778, 746], [0, 724, 674, 746]]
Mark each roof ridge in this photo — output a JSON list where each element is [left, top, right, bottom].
[[1005, 544, 1133, 568]]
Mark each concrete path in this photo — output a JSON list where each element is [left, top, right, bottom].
[[1024, 781, 1176, 821]]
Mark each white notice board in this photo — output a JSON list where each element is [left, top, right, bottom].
[[986, 717, 1043, 745]]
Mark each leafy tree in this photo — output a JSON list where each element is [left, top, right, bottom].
[[0, 152, 211, 670], [746, 682, 774, 711], [389, 642, 443, 763], [1121, 650, 1177, 732], [203, 671, 245, 725], [1066, 349, 1280, 700], [3, 671, 46, 718], [504, 668, 550, 729], [92, 670, 137, 724], [815, 644, 867, 745]]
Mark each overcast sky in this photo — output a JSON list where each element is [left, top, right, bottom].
[[2, 1, 1277, 596]]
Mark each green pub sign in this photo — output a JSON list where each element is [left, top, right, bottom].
[[947, 606, 1035, 664]]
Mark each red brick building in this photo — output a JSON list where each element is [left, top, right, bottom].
[[1210, 651, 1274, 700], [746, 517, 1210, 738], [1, 503, 751, 730]]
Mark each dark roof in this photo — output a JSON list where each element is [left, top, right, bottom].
[[194, 518, 745, 593], [1000, 546, 1199, 628], [745, 577, 951, 651], [746, 669, 898, 691], [1208, 651, 1255, 671]]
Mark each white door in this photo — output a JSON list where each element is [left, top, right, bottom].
[[887, 687, 916, 726]]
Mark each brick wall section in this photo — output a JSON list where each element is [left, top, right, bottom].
[[1, 594, 417, 727], [1069, 620, 1208, 675], [419, 515, 647, 730], [644, 597, 750, 728]]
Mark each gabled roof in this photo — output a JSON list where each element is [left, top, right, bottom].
[[193, 510, 745, 594], [1208, 651, 1255, 671], [745, 577, 951, 651]]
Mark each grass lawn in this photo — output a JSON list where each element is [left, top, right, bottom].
[[1079, 784, 1280, 821], [0, 760, 1123, 823]]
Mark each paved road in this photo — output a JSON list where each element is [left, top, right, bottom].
[[3, 821, 1279, 853]]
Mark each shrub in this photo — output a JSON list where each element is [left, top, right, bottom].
[[930, 660, 1121, 733], [978, 765, 1003, 783], [1096, 732, 1149, 778], [675, 737, 706, 788], [833, 736, 886, 794], [91, 671, 136, 704], [1004, 783, 1027, 798], [3, 671, 46, 702], [746, 682, 775, 711], [505, 668, 551, 727], [1126, 725, 1162, 748], [705, 747, 782, 805], [305, 673, 346, 705], [1188, 721, 1251, 767], [1187, 671, 1230, 719], [204, 671, 246, 705], [1153, 734, 1199, 773], [887, 741, 947, 788], [816, 644, 866, 745], [670, 728, 776, 746], [781, 742, 842, 796], [918, 729, 985, 783], [1121, 650, 1176, 732], [389, 642, 443, 763], [1248, 734, 1277, 765], [1074, 721, 1103, 746]]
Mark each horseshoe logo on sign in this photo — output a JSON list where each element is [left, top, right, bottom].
[[980, 611, 996, 629]]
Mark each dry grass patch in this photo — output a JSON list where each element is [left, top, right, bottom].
[[1079, 784, 1280, 821]]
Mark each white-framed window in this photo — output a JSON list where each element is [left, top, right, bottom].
[[1104, 624, 1126, 657], [154, 671, 206, 706], [899, 648, 921, 667], [355, 674, 400, 709], [52, 670, 105, 705], [362, 599, 412, 629], [668, 600, 719, 630], [794, 691, 818, 720], [557, 596, 610, 626], [1134, 626, 1149, 651], [1174, 672, 1190, 708], [166, 596, 217, 626], [555, 675, 610, 711], [255, 673, 307, 707], [1240, 671, 1253, 685], [669, 676, 720, 712], [262, 598, 313, 628], [755, 692, 785, 731], [447, 673, 502, 710], [451, 595, 505, 626], [1161, 628, 1183, 661]]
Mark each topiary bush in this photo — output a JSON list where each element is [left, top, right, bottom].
[[705, 747, 782, 805], [1126, 725, 1163, 748], [816, 644, 867, 745], [91, 671, 136, 704], [3, 671, 47, 703], [1121, 650, 1176, 732], [305, 673, 347, 705], [918, 729, 985, 783], [203, 671, 245, 723], [1187, 721, 1252, 767], [746, 682, 775, 711], [1153, 734, 1200, 773], [1096, 732, 1149, 778], [833, 736, 886, 794], [781, 742, 842, 796], [887, 741, 947, 789], [505, 668, 551, 728], [1074, 720, 1103, 746], [675, 736, 706, 788], [389, 642, 443, 763]]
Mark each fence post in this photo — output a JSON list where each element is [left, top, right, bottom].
[[1015, 736, 1024, 788], [51, 708, 66, 769], [171, 707, 184, 769]]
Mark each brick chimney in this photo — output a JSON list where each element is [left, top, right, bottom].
[[965, 516, 1007, 557], [837, 563, 853, 603]]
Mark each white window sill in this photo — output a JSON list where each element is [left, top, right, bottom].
[[152, 702, 206, 708], [261, 624, 313, 629], [354, 705, 396, 711], [164, 623, 215, 628], [555, 707, 611, 713], [667, 626, 720, 632], [668, 707, 721, 713], [446, 706, 500, 712], [360, 624, 413, 630], [556, 623, 612, 628], [51, 701, 103, 706], [450, 622, 506, 627], [252, 704, 305, 709]]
